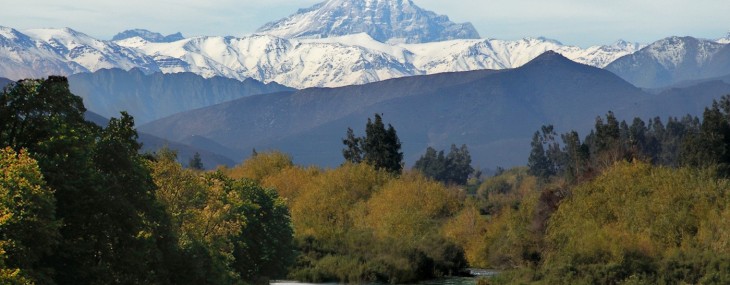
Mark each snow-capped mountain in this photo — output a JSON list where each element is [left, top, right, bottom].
[[255, 0, 480, 44], [24, 28, 159, 74], [0, 26, 644, 88], [0, 26, 159, 80], [606, 36, 730, 88], [113, 32, 641, 88], [0, 26, 83, 79], [112, 29, 184, 43]]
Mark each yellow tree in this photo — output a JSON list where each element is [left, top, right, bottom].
[[150, 149, 244, 284], [0, 147, 59, 284], [225, 151, 293, 182], [290, 163, 389, 240], [365, 172, 460, 243]]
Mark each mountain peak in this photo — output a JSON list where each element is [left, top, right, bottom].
[[112, 29, 184, 43], [606, 36, 730, 88], [525, 50, 571, 64], [256, 0, 480, 44]]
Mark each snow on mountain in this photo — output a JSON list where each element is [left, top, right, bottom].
[[112, 29, 184, 43], [119, 32, 643, 88], [255, 0, 480, 44], [0, 26, 83, 80], [0, 24, 643, 89], [23, 28, 159, 74], [646, 37, 724, 68], [606, 36, 730, 88], [121, 33, 419, 88]]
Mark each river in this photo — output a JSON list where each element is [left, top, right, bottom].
[[271, 269, 497, 285]]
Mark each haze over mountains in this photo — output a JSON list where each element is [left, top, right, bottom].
[[68, 68, 292, 124]]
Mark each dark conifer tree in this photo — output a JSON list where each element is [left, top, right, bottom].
[[342, 114, 403, 174], [189, 152, 204, 170], [528, 131, 553, 180], [445, 144, 474, 185], [342, 127, 363, 163], [414, 144, 474, 185]]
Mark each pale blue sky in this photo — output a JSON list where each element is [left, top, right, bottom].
[[2, 0, 728, 47]]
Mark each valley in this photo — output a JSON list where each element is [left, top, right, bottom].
[[2, 0, 730, 284]]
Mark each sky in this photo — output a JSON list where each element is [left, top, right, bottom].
[[2, 0, 729, 47]]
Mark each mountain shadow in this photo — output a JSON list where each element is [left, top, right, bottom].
[[140, 51, 727, 168]]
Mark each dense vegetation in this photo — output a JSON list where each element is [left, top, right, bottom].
[[0, 77, 293, 284], [478, 98, 730, 284], [224, 154, 468, 283], [3, 76, 730, 284]]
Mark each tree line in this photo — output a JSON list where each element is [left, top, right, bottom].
[[484, 96, 730, 284], [0, 77, 293, 284]]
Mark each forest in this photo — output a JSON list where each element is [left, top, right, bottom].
[[2, 77, 730, 284]]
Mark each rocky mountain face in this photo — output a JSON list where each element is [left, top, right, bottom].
[[255, 0, 480, 44], [112, 29, 184, 43], [606, 36, 730, 88]]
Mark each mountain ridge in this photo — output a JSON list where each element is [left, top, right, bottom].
[[68, 68, 294, 124], [0, 24, 645, 88], [112, 29, 184, 43], [606, 36, 730, 88], [139, 52, 662, 168], [256, 0, 480, 44]]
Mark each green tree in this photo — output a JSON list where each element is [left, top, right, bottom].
[[0, 77, 178, 284], [363, 114, 403, 174], [344, 114, 403, 174], [445, 144, 474, 185], [560, 130, 588, 181], [413, 147, 446, 181], [89, 112, 176, 284], [342, 128, 363, 164], [230, 179, 295, 281], [528, 127, 555, 180], [681, 99, 730, 175], [189, 152, 204, 170], [413, 144, 474, 185]]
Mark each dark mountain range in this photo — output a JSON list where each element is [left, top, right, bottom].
[[139, 51, 717, 168], [606, 37, 730, 88], [0, 77, 11, 88], [111, 29, 184, 43], [84, 111, 235, 169], [68, 68, 294, 124]]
